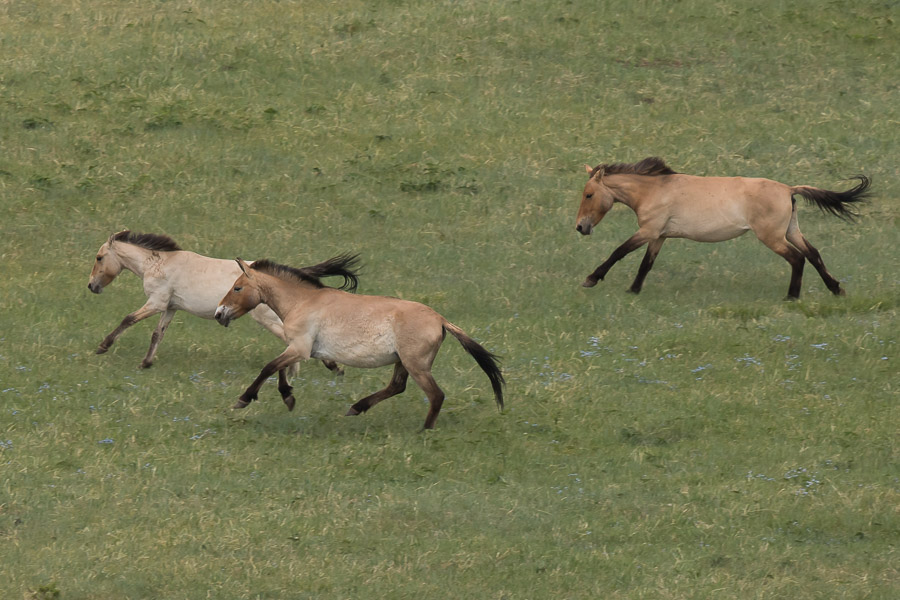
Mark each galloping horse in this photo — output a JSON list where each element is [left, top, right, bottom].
[[574, 157, 870, 298], [214, 255, 504, 430], [88, 230, 342, 374]]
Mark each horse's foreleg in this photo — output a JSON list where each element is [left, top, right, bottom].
[[140, 309, 176, 368], [96, 304, 162, 354], [249, 306, 344, 376], [787, 232, 845, 296], [277, 368, 296, 411], [583, 231, 652, 288], [346, 363, 409, 417], [629, 238, 665, 294], [235, 349, 304, 410]]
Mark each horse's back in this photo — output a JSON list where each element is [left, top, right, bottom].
[[666, 174, 789, 198], [651, 175, 792, 241]]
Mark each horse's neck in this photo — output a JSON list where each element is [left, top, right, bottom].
[[607, 175, 656, 212], [114, 243, 158, 278], [258, 277, 315, 321]]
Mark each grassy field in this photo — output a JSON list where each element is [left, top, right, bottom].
[[1, 0, 897, 598]]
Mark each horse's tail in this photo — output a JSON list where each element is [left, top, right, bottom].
[[443, 322, 505, 411], [790, 175, 871, 222]]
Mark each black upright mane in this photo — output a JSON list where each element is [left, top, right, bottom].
[[590, 156, 678, 178], [112, 230, 182, 252], [251, 254, 360, 292]]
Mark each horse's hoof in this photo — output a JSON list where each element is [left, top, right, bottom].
[[139, 360, 153, 369], [626, 287, 641, 295], [582, 278, 598, 288], [345, 407, 360, 416], [283, 395, 296, 411], [96, 346, 109, 355], [836, 287, 846, 297], [233, 399, 251, 409]]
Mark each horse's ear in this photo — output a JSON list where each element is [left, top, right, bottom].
[[584, 164, 593, 174], [235, 258, 254, 278], [591, 166, 605, 181], [108, 230, 127, 245]]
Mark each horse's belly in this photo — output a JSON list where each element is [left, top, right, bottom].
[[310, 329, 399, 369], [665, 218, 749, 242], [168, 291, 223, 319]]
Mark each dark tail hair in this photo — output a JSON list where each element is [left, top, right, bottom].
[[444, 323, 505, 410], [300, 254, 361, 291], [791, 175, 871, 222]]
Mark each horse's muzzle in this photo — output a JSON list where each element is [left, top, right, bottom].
[[575, 220, 593, 236], [214, 306, 231, 327], [88, 282, 103, 294]]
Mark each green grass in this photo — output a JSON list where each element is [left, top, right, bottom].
[[2, 0, 898, 598]]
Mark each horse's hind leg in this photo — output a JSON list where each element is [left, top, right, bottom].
[[786, 229, 845, 296], [629, 238, 665, 294], [413, 372, 445, 430], [346, 363, 408, 417], [140, 309, 176, 368], [757, 235, 806, 299], [401, 364, 445, 430]]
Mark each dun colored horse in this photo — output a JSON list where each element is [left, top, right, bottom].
[[574, 157, 871, 298], [214, 255, 504, 430], [88, 230, 342, 374]]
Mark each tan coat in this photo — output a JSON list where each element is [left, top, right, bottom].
[[216, 257, 504, 429], [88, 231, 340, 374], [575, 158, 869, 298]]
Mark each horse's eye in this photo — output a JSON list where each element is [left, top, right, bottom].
[[586, 193, 594, 199], [96, 256, 103, 262], [234, 286, 242, 293]]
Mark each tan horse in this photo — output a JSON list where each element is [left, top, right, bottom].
[[575, 157, 871, 298], [88, 230, 342, 374], [214, 256, 504, 430]]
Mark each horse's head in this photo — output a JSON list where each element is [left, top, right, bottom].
[[88, 232, 126, 294], [215, 259, 262, 327], [575, 165, 615, 236]]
